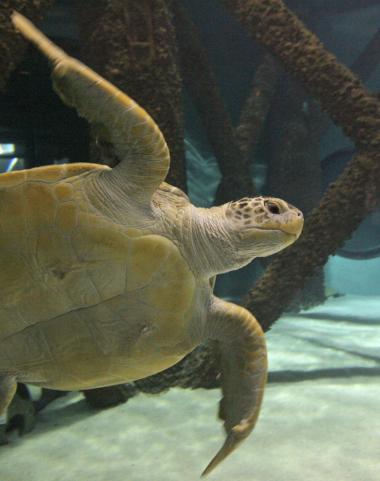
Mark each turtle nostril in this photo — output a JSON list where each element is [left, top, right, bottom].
[[266, 202, 281, 215]]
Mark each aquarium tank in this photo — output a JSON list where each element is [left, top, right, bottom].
[[0, 1, 379, 480]]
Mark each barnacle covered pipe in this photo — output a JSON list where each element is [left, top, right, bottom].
[[0, 0, 54, 91], [172, 0, 255, 202], [76, 0, 186, 189], [223, 0, 380, 329]]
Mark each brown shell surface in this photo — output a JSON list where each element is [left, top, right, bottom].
[[0, 164, 197, 390]]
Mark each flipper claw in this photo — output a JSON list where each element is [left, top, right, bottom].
[[202, 431, 242, 477]]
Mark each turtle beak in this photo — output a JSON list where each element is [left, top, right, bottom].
[[278, 209, 304, 238]]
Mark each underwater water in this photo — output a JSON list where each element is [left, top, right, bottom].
[[1, 1, 380, 480]]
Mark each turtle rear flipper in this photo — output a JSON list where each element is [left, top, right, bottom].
[[203, 297, 268, 476], [0, 375, 17, 419], [12, 11, 170, 203]]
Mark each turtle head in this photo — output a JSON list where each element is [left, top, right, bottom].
[[224, 195, 303, 260], [181, 196, 303, 276]]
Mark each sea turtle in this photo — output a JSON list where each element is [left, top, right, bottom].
[[0, 12, 303, 476]]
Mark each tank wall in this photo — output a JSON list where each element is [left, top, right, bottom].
[[325, 256, 380, 296]]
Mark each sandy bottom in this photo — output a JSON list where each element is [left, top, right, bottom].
[[0, 295, 379, 481]]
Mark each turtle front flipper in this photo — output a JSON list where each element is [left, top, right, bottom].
[[203, 297, 268, 476], [11, 12, 170, 202]]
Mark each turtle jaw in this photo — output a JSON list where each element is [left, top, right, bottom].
[[238, 226, 300, 258]]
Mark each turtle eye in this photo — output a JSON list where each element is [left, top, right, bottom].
[[265, 201, 281, 215]]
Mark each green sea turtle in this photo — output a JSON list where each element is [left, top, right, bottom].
[[0, 12, 303, 476]]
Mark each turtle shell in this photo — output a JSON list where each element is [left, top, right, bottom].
[[0, 164, 197, 390]]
